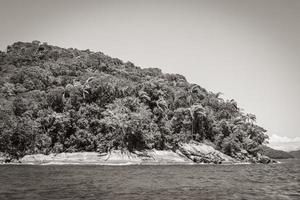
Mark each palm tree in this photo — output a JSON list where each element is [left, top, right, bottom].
[[64, 76, 95, 100], [245, 113, 256, 125]]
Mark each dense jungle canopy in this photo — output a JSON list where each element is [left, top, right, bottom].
[[0, 41, 268, 159]]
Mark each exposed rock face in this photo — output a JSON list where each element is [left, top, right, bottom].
[[234, 151, 276, 164], [13, 142, 275, 165], [178, 141, 237, 164], [137, 150, 193, 164], [19, 150, 193, 165], [20, 152, 103, 165], [252, 153, 275, 164]]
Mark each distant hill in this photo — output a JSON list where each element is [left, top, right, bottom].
[[262, 146, 294, 159], [0, 41, 269, 161], [289, 150, 300, 158]]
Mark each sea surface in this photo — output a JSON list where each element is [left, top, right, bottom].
[[0, 159, 299, 200]]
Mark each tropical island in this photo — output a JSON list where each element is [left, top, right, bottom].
[[0, 41, 275, 165]]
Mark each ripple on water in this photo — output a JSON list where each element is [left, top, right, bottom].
[[0, 159, 299, 200]]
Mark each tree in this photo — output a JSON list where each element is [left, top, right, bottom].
[[221, 134, 241, 156], [100, 97, 157, 152], [47, 87, 65, 112]]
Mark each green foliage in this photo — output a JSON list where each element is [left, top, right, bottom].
[[0, 41, 269, 159]]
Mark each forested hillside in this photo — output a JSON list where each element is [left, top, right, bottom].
[[261, 146, 294, 159], [0, 41, 269, 160], [289, 150, 300, 158]]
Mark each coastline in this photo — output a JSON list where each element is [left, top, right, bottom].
[[0, 150, 194, 166], [0, 152, 243, 166], [0, 141, 275, 165]]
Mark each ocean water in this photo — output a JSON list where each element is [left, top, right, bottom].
[[0, 160, 299, 200]]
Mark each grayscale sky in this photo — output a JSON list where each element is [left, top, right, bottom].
[[0, 0, 299, 150]]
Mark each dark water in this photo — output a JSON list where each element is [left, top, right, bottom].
[[0, 160, 299, 200]]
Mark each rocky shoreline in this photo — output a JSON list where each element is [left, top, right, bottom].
[[0, 141, 275, 165]]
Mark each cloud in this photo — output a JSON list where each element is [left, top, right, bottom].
[[267, 134, 300, 152]]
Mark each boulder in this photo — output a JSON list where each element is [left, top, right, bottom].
[[248, 153, 277, 164], [256, 153, 273, 164], [178, 141, 237, 164]]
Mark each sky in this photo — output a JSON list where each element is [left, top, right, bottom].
[[0, 0, 299, 151]]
